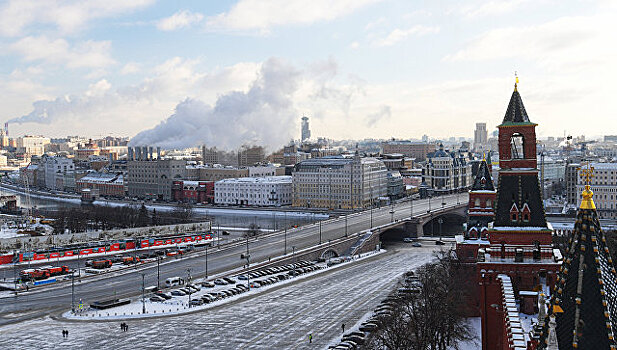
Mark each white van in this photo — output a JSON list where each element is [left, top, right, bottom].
[[165, 277, 184, 288]]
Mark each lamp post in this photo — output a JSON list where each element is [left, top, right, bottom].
[[410, 196, 413, 219], [186, 268, 192, 307], [205, 244, 209, 279], [157, 255, 160, 290], [319, 220, 322, 245], [438, 217, 444, 239], [141, 273, 146, 314], [292, 246, 297, 277], [245, 236, 250, 290], [345, 214, 348, 237], [71, 271, 75, 314]]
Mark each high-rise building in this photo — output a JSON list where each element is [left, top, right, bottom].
[[301, 116, 311, 142], [292, 155, 387, 209], [215, 176, 292, 206], [17, 135, 50, 156], [576, 162, 617, 218], [473, 122, 488, 152], [237, 145, 265, 167], [126, 146, 186, 201], [202, 146, 220, 165]]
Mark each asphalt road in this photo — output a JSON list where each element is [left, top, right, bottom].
[[0, 193, 466, 321], [0, 243, 441, 349]]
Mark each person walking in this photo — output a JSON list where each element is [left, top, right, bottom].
[[308, 333, 312, 344], [341, 323, 345, 333], [66, 329, 69, 337], [61, 330, 65, 338]]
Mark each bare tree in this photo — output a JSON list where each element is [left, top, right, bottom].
[[364, 252, 476, 350]]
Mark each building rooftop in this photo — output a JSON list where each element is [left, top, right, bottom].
[[216, 176, 291, 184]]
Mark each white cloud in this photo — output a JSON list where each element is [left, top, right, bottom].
[[374, 25, 439, 46], [443, 15, 614, 69], [349, 41, 360, 49], [0, 0, 155, 36], [206, 0, 382, 33], [9, 36, 115, 69], [156, 10, 204, 31], [458, 0, 532, 19], [121, 62, 141, 75]]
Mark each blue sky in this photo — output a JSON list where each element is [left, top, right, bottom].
[[1, 0, 615, 149]]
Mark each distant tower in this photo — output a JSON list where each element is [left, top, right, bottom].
[[301, 116, 311, 142], [474, 122, 487, 152]]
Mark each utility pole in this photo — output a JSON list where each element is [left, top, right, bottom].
[[345, 215, 348, 237], [141, 273, 146, 314], [319, 220, 322, 244], [205, 244, 209, 279], [410, 196, 413, 219], [284, 212, 287, 254]]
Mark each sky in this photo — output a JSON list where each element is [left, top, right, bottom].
[[1, 0, 616, 150]]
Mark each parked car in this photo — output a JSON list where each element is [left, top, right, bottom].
[[435, 240, 446, 245], [214, 279, 228, 285], [222, 277, 235, 284], [412, 242, 422, 247], [150, 295, 165, 302], [403, 237, 414, 243], [189, 299, 203, 306], [237, 274, 248, 280], [170, 290, 186, 296], [201, 281, 215, 288], [155, 292, 172, 300]]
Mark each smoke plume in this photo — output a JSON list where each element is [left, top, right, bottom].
[[130, 58, 300, 150]]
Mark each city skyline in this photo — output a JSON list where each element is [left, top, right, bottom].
[[1, 1, 616, 148]]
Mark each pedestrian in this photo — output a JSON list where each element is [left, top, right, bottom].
[[61, 330, 65, 338], [125, 324, 128, 332], [342, 323, 345, 333], [309, 333, 312, 344], [120, 323, 124, 331], [66, 329, 69, 337]]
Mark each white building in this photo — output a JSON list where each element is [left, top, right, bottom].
[[576, 163, 617, 218], [42, 156, 75, 190], [292, 156, 388, 209], [423, 144, 473, 194], [215, 176, 292, 206], [17, 135, 50, 156]]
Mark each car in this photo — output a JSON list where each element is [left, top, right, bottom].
[[188, 283, 201, 291], [189, 299, 203, 306], [150, 295, 165, 302], [412, 242, 422, 247], [403, 237, 414, 243], [180, 287, 192, 294], [435, 240, 446, 245], [207, 292, 220, 300], [222, 277, 234, 284], [200, 296, 213, 304], [214, 279, 228, 285], [170, 290, 186, 296], [359, 323, 378, 332], [236, 283, 248, 290], [155, 292, 172, 300], [222, 231, 230, 235], [250, 281, 261, 288], [201, 281, 215, 288], [237, 274, 248, 280]]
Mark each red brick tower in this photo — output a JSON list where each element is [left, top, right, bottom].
[[476, 81, 561, 349]]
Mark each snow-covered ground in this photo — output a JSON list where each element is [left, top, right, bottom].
[[455, 317, 481, 350], [0, 244, 439, 349]]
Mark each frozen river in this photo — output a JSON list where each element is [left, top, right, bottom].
[[0, 244, 440, 349]]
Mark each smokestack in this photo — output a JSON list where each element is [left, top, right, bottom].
[[157, 147, 161, 160], [128, 147, 134, 161], [148, 146, 153, 160], [142, 146, 148, 160]]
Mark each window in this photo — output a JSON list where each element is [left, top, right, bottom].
[[510, 133, 525, 159]]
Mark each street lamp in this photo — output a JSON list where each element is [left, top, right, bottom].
[[205, 244, 209, 279], [292, 246, 297, 277], [438, 217, 444, 239], [141, 273, 146, 314], [245, 236, 250, 290], [319, 220, 322, 244], [345, 214, 348, 237], [186, 268, 192, 308], [157, 255, 160, 290], [71, 271, 76, 314]]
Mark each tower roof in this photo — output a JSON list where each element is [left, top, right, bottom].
[[500, 89, 531, 125], [539, 195, 617, 349], [471, 159, 494, 191]]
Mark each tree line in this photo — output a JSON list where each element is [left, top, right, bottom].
[[42, 203, 197, 234]]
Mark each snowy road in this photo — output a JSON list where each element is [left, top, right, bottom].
[[0, 244, 440, 349]]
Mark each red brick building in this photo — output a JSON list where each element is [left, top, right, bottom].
[[172, 180, 214, 204]]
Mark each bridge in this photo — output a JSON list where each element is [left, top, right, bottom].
[[376, 202, 467, 241]]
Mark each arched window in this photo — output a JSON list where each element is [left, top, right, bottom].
[[510, 133, 525, 159], [486, 199, 492, 208], [475, 198, 481, 207]]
